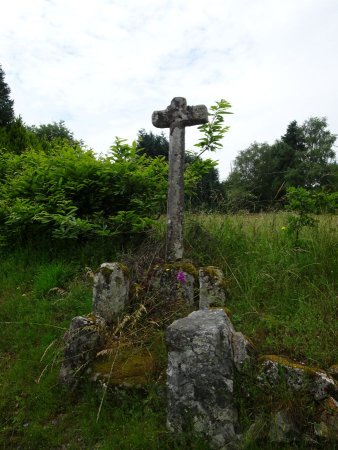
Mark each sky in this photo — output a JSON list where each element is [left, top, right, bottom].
[[1, 0, 337, 179]]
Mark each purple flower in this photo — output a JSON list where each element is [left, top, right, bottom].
[[177, 270, 186, 283]]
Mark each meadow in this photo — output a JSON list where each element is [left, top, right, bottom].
[[0, 212, 337, 449]]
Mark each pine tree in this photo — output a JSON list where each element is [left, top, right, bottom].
[[0, 64, 15, 127]]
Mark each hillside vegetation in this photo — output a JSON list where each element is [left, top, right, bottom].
[[0, 213, 337, 449]]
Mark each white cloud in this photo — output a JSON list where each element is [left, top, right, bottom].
[[1, 0, 337, 178]]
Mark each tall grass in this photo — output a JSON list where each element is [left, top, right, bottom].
[[184, 213, 337, 367], [0, 213, 337, 448]]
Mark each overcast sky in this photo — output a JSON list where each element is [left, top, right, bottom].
[[1, 0, 337, 179]]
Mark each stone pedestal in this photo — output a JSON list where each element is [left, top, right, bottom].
[[199, 266, 226, 309], [149, 263, 197, 305], [92, 262, 130, 323]]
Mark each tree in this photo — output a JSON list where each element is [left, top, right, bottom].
[[226, 142, 278, 211], [0, 117, 37, 154], [281, 120, 305, 152], [0, 65, 15, 127], [28, 120, 77, 145], [226, 117, 337, 211], [136, 129, 169, 159], [300, 117, 336, 187]]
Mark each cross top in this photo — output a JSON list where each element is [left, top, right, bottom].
[[152, 97, 208, 130]]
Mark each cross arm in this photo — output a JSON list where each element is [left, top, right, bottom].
[[152, 97, 208, 129]]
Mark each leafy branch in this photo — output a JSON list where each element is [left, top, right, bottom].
[[194, 99, 232, 158]]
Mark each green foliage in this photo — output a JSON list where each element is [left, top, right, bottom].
[[0, 96, 234, 245], [136, 128, 169, 159], [184, 99, 232, 210], [184, 213, 337, 367], [0, 117, 39, 154], [0, 139, 169, 245], [195, 99, 232, 155], [285, 187, 338, 242], [28, 120, 81, 149], [226, 117, 337, 212], [0, 117, 81, 155], [33, 262, 78, 297], [0, 64, 15, 127]]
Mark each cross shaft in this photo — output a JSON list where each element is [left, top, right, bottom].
[[152, 97, 208, 260]]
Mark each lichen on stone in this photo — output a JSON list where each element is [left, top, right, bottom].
[[259, 355, 337, 401]]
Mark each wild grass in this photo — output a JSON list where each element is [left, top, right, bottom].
[[184, 212, 337, 368], [0, 213, 337, 448]]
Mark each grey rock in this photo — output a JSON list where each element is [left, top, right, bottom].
[[232, 332, 254, 372], [92, 262, 130, 323], [199, 267, 226, 309], [259, 358, 305, 391], [313, 371, 337, 401], [259, 357, 337, 400], [59, 315, 106, 389], [166, 309, 237, 449]]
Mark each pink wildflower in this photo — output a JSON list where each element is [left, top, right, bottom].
[[177, 270, 186, 283]]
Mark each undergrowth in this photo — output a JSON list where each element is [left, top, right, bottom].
[[0, 213, 337, 448]]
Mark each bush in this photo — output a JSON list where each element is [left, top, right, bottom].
[[0, 139, 168, 245]]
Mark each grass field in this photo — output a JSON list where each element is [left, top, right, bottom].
[[0, 213, 337, 449]]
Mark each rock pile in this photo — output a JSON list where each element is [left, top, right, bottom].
[[59, 261, 338, 447]]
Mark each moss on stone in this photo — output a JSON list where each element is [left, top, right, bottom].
[[201, 265, 221, 278], [161, 261, 198, 278], [92, 345, 155, 386], [260, 354, 325, 378], [93, 352, 154, 386], [118, 263, 129, 277], [99, 263, 129, 284], [209, 306, 232, 317], [100, 265, 114, 283], [200, 266, 229, 291], [328, 364, 338, 380]]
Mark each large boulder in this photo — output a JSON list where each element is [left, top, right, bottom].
[[166, 309, 238, 449]]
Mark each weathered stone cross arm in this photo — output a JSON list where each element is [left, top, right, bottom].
[[152, 97, 208, 261], [152, 97, 208, 130]]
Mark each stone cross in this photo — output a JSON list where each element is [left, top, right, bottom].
[[152, 97, 208, 260]]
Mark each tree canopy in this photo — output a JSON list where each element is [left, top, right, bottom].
[[225, 117, 337, 211], [0, 65, 15, 127]]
